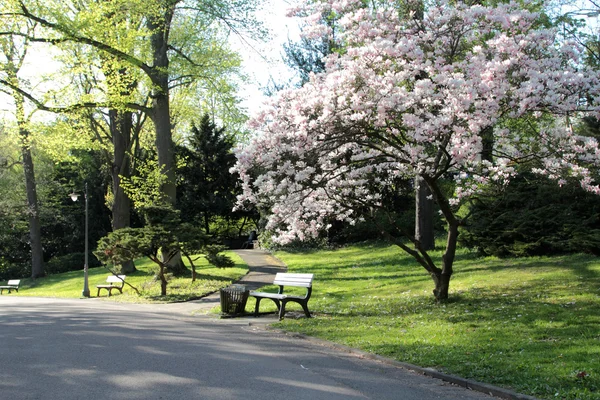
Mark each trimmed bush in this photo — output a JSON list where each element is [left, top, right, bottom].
[[203, 245, 235, 268]]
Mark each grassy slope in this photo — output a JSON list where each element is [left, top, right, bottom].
[[5, 251, 248, 303], [272, 242, 599, 400]]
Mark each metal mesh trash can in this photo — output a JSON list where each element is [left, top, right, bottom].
[[220, 284, 249, 315]]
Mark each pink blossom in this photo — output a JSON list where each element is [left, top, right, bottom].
[[234, 0, 600, 245]]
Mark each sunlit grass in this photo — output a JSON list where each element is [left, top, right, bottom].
[[273, 242, 600, 400], [6, 251, 248, 303]]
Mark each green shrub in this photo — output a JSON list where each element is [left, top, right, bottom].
[[203, 245, 235, 268], [460, 173, 600, 257], [0, 258, 28, 280], [45, 252, 101, 275]]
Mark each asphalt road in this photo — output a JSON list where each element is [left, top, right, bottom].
[[0, 297, 498, 400]]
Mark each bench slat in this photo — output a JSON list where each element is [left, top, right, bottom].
[[106, 275, 126, 283], [273, 273, 313, 287]]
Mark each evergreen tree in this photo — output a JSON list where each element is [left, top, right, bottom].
[[177, 114, 239, 235]]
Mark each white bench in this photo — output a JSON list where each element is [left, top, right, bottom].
[[250, 273, 314, 320], [0, 279, 20, 294], [96, 275, 126, 297]]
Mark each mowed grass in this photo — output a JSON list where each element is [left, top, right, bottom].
[[272, 242, 600, 400], [4, 251, 248, 303]]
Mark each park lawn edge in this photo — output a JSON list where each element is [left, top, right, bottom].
[[271, 241, 599, 400], [4, 250, 248, 303]]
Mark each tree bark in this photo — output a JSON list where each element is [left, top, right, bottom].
[[110, 109, 136, 273], [148, 7, 176, 205], [21, 134, 44, 279], [424, 177, 460, 301], [415, 175, 435, 250], [148, 6, 187, 276], [11, 79, 44, 279], [431, 221, 458, 300]]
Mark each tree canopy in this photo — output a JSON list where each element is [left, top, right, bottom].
[[234, 0, 600, 300]]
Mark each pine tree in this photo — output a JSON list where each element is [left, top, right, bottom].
[[177, 114, 238, 234]]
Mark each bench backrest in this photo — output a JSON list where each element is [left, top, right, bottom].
[[7, 280, 20, 286], [273, 273, 313, 288], [106, 275, 126, 285]]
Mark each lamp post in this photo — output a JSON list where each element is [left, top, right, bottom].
[[70, 183, 90, 298]]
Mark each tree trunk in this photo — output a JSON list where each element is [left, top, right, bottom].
[[21, 138, 44, 279], [110, 109, 136, 273], [415, 175, 435, 250], [421, 176, 461, 301], [13, 88, 44, 279], [204, 212, 210, 234], [148, 7, 186, 276], [148, 8, 176, 206], [432, 218, 459, 301], [156, 261, 168, 296]]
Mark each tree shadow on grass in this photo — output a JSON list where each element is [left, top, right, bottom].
[[313, 285, 599, 399]]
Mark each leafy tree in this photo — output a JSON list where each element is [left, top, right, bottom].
[[277, 0, 437, 249], [44, 149, 112, 262], [0, 16, 45, 278], [1, 0, 262, 272], [234, 0, 600, 301], [176, 114, 240, 234], [95, 205, 234, 295]]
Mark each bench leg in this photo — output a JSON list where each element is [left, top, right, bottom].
[[279, 300, 311, 320], [300, 301, 311, 318], [253, 297, 281, 317], [253, 298, 262, 316], [279, 302, 286, 320]]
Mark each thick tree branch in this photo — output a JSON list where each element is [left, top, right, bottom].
[[12, 1, 154, 79], [0, 78, 152, 114]]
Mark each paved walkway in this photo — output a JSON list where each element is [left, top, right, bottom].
[[0, 295, 499, 400]]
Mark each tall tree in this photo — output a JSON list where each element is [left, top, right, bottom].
[[0, 18, 44, 278], [2, 0, 261, 271], [234, 0, 600, 301]]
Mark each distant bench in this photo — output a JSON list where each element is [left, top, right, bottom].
[[0, 279, 20, 294], [250, 273, 314, 320], [96, 275, 126, 297]]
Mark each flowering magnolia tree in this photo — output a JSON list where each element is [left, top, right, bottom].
[[234, 0, 600, 300]]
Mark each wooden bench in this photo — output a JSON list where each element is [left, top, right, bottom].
[[0, 279, 20, 294], [250, 273, 314, 320], [96, 275, 126, 297]]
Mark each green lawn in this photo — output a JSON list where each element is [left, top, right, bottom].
[[5, 251, 248, 304], [271, 242, 599, 400]]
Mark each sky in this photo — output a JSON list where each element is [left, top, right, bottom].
[[231, 0, 301, 116]]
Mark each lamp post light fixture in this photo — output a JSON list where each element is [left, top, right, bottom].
[[70, 183, 90, 298]]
